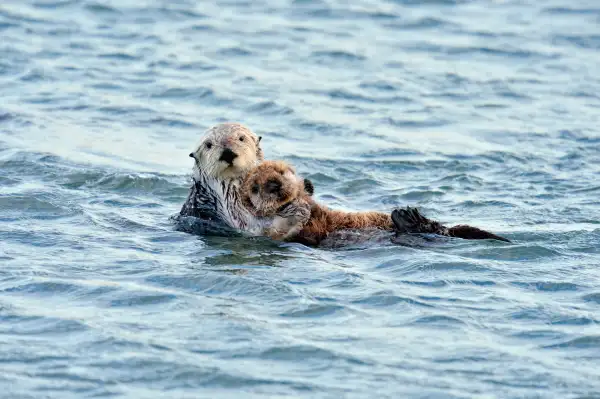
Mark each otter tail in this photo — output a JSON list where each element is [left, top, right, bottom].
[[391, 207, 510, 243], [446, 225, 511, 243]]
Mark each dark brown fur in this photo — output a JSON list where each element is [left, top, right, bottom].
[[294, 204, 394, 246]]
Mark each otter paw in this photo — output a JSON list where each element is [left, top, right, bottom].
[[303, 179, 314, 196], [391, 207, 427, 233]]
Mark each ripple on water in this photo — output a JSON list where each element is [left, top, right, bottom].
[[582, 293, 600, 304], [146, 273, 301, 302], [0, 314, 88, 336], [352, 292, 434, 309], [408, 314, 467, 328], [543, 336, 600, 351], [280, 304, 349, 319], [510, 281, 580, 292], [107, 291, 177, 308], [0, 195, 77, 221]]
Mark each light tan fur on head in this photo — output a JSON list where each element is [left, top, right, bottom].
[[241, 160, 312, 241], [241, 160, 305, 217], [189, 123, 264, 180]]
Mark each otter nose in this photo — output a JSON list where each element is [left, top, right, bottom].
[[219, 148, 238, 165], [221, 137, 234, 147], [265, 179, 282, 194]]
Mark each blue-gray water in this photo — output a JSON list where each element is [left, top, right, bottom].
[[1, 0, 600, 397]]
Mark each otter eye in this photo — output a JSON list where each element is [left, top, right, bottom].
[[251, 183, 259, 194], [205, 142, 213, 149], [239, 136, 245, 142]]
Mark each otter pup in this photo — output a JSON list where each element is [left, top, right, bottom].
[[241, 161, 313, 240], [241, 160, 510, 246]]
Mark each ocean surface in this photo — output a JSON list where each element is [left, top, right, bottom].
[[1, 0, 600, 397]]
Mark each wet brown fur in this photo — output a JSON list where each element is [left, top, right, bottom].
[[294, 205, 393, 246]]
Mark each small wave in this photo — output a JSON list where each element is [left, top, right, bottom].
[[152, 86, 213, 99], [146, 273, 301, 300], [236, 344, 369, 367], [0, 314, 89, 336], [550, 316, 598, 326], [246, 100, 294, 116], [543, 336, 600, 350], [402, 42, 560, 60], [0, 195, 77, 221], [337, 178, 382, 195], [543, 7, 600, 16], [85, 173, 181, 193], [217, 46, 254, 57], [385, 116, 451, 128], [32, 0, 78, 8], [107, 292, 177, 308], [84, 3, 120, 14], [510, 281, 580, 292], [390, 0, 468, 4], [352, 293, 433, 308], [280, 304, 347, 318], [312, 50, 366, 64], [400, 189, 445, 200], [147, 116, 198, 129], [554, 34, 600, 50], [409, 314, 466, 326], [582, 293, 600, 304], [386, 16, 455, 30]]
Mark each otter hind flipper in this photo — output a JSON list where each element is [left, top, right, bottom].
[[391, 207, 447, 235], [448, 225, 511, 243], [391, 207, 510, 243]]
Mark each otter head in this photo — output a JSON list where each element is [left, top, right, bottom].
[[189, 123, 264, 180], [241, 160, 310, 217]]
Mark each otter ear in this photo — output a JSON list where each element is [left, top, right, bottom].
[[254, 135, 264, 160], [256, 145, 264, 161], [303, 179, 314, 196]]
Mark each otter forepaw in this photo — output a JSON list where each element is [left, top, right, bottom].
[[392, 207, 426, 232], [303, 179, 314, 196]]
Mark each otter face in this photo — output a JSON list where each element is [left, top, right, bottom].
[[242, 161, 303, 217], [189, 123, 264, 180]]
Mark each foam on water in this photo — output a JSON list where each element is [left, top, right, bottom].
[[1, 0, 600, 397]]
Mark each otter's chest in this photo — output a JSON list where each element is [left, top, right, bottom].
[[186, 177, 271, 235]]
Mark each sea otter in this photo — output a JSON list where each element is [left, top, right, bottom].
[[241, 160, 511, 246], [177, 123, 510, 245], [178, 122, 270, 236]]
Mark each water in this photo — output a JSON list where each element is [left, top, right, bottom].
[[1, 0, 600, 397]]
